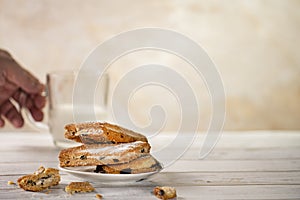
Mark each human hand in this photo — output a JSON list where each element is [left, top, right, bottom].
[[0, 49, 46, 128]]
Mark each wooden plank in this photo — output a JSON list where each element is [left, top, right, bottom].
[[149, 131, 300, 149], [150, 171, 300, 186], [1, 147, 300, 164], [0, 150, 59, 163], [164, 159, 300, 172], [1, 133, 300, 164], [167, 147, 300, 160], [1, 132, 300, 163], [0, 162, 58, 175], [2, 171, 300, 189], [0, 132, 52, 147], [175, 185, 300, 200], [1, 158, 300, 175], [1, 131, 300, 150], [0, 185, 299, 199], [1, 131, 300, 199]]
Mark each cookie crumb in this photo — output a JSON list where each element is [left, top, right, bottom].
[[153, 186, 177, 199], [7, 181, 15, 185], [45, 189, 51, 194], [96, 193, 103, 199]]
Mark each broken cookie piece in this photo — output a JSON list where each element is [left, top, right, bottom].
[[153, 186, 177, 200], [65, 182, 95, 194], [18, 166, 60, 192]]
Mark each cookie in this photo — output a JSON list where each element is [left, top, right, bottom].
[[64, 122, 148, 144], [18, 166, 60, 192], [59, 141, 151, 167], [65, 182, 95, 194], [153, 186, 177, 200], [95, 154, 162, 174]]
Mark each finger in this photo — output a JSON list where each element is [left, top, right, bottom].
[[1, 101, 24, 128], [13, 90, 46, 116], [0, 71, 5, 86], [6, 108, 24, 128], [0, 49, 12, 59], [0, 80, 18, 105], [0, 87, 15, 105], [12, 90, 44, 122], [11, 68, 44, 94], [29, 106, 44, 122], [12, 90, 27, 107], [1, 58, 44, 94], [0, 100, 14, 116], [0, 116, 4, 127], [13, 90, 34, 109], [0, 100, 24, 127], [26, 96, 33, 108], [33, 94, 46, 109]]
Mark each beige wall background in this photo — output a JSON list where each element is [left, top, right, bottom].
[[0, 0, 299, 131]]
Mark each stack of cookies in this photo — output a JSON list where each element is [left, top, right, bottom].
[[59, 122, 162, 174]]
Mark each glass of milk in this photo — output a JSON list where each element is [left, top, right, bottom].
[[26, 71, 109, 148]]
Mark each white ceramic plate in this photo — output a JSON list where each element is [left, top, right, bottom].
[[59, 166, 161, 184]]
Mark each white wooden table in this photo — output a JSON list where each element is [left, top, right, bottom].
[[0, 131, 300, 199]]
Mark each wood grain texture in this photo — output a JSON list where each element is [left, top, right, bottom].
[[0, 131, 299, 199]]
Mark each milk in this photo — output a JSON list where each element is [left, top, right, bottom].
[[49, 104, 108, 148]]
